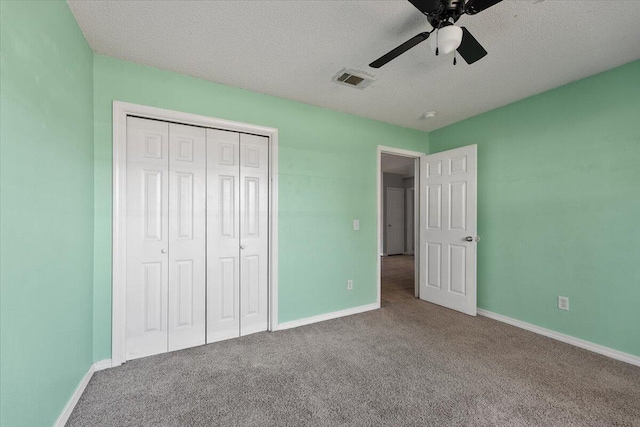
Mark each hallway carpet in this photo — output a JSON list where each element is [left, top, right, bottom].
[[68, 299, 640, 426], [381, 254, 415, 306]]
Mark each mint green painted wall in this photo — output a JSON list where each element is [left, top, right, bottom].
[[92, 55, 428, 361], [430, 61, 640, 357], [0, 1, 94, 426]]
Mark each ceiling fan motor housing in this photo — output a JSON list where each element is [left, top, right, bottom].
[[428, 1, 465, 27], [442, 0, 466, 13]]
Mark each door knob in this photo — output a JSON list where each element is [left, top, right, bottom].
[[388, 224, 391, 227], [464, 236, 480, 242], [240, 245, 246, 250], [161, 249, 167, 254]]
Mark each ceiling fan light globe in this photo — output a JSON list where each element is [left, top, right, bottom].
[[430, 25, 463, 56]]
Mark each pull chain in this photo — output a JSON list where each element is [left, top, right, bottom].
[[435, 29, 439, 56], [453, 50, 457, 65]]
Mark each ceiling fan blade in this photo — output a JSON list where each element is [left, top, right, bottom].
[[408, 0, 442, 15], [369, 32, 431, 68], [464, 0, 503, 15], [456, 27, 487, 64]]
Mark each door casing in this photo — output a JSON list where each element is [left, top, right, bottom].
[[406, 187, 415, 254], [112, 101, 279, 367]]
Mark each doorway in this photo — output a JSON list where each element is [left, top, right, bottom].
[[377, 144, 479, 315], [377, 146, 424, 307]]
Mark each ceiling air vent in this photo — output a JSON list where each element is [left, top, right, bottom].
[[332, 68, 375, 89]]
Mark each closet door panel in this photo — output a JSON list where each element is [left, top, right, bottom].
[[240, 134, 269, 336], [126, 117, 170, 360], [168, 123, 206, 351], [206, 129, 241, 343]]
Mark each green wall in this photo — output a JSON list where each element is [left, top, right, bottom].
[[430, 61, 640, 357], [92, 55, 429, 361], [0, 1, 95, 426]]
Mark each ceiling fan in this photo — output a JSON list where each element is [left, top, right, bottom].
[[369, 0, 503, 68]]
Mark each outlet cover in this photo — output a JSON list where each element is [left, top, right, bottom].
[[347, 280, 353, 290], [558, 296, 569, 311]]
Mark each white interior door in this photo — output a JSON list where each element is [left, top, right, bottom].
[[386, 187, 405, 255], [419, 145, 477, 316], [406, 188, 415, 253], [206, 129, 241, 343], [126, 117, 170, 360], [239, 134, 269, 336], [167, 123, 206, 351]]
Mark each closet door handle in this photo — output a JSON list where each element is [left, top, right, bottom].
[[240, 245, 246, 250], [161, 249, 167, 254]]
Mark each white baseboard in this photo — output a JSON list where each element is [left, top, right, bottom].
[[54, 359, 114, 426], [477, 309, 640, 367], [276, 303, 379, 331], [93, 359, 113, 371], [54, 364, 94, 427]]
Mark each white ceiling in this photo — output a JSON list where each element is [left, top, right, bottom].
[[68, 0, 640, 132], [382, 154, 415, 175]]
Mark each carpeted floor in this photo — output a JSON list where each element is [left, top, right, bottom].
[[68, 299, 640, 426], [381, 254, 415, 306]]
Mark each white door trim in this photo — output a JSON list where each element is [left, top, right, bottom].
[[405, 187, 415, 255], [377, 145, 425, 306], [112, 101, 279, 366]]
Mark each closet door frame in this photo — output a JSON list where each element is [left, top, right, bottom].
[[112, 101, 279, 367]]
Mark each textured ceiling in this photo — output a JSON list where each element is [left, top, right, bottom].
[[68, 0, 640, 131]]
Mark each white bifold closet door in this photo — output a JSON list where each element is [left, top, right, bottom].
[[167, 123, 206, 351], [125, 117, 206, 360], [206, 129, 269, 343]]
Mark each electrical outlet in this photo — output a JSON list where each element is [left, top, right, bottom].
[[353, 219, 360, 231], [558, 296, 569, 311], [347, 280, 353, 290]]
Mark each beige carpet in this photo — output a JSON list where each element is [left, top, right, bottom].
[[69, 299, 640, 426]]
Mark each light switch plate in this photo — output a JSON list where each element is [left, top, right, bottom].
[[353, 219, 360, 231]]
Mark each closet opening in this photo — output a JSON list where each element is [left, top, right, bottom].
[[111, 102, 279, 366]]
